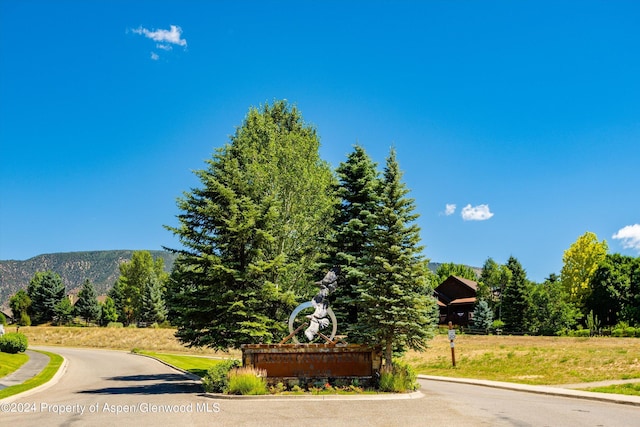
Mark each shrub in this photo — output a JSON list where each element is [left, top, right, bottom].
[[611, 322, 637, 337], [106, 322, 123, 328], [201, 359, 241, 393], [268, 382, 286, 394], [378, 360, 418, 392], [0, 312, 6, 326], [0, 332, 28, 353], [569, 329, 591, 337], [19, 312, 32, 327], [491, 319, 505, 333], [227, 367, 268, 395]]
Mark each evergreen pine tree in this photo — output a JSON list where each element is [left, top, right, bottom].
[[107, 280, 127, 325], [27, 271, 66, 324], [140, 276, 168, 324], [75, 279, 101, 325], [325, 145, 380, 337], [501, 256, 531, 332], [472, 300, 494, 331], [357, 148, 438, 365], [54, 297, 74, 326], [165, 101, 331, 349]]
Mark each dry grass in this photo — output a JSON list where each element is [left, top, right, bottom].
[[20, 326, 640, 387], [20, 326, 241, 358], [404, 334, 640, 385]]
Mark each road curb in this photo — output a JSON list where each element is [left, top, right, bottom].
[[419, 374, 640, 407], [130, 351, 202, 381], [0, 352, 68, 403], [134, 352, 426, 401], [202, 389, 424, 401]]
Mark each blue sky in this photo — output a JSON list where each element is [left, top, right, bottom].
[[1, 1, 639, 283]]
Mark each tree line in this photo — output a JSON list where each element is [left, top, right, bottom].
[[8, 251, 169, 328], [466, 231, 639, 335], [164, 101, 437, 366], [5, 101, 638, 357]]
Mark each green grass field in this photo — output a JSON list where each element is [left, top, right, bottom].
[[15, 326, 640, 396], [404, 334, 640, 387], [0, 351, 64, 399], [587, 383, 640, 396], [0, 352, 29, 377], [134, 350, 231, 378]]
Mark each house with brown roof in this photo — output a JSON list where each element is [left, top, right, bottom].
[[434, 275, 478, 326], [0, 307, 15, 324]]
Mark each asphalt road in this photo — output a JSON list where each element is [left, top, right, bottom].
[[1, 346, 639, 426]]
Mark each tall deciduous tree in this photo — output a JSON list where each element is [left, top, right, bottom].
[[435, 263, 478, 285], [587, 254, 640, 326], [9, 289, 31, 326], [501, 256, 531, 332], [561, 231, 608, 311], [27, 271, 66, 324], [165, 101, 333, 350], [528, 274, 580, 335], [478, 257, 512, 320], [324, 145, 380, 334], [112, 251, 168, 325], [75, 279, 101, 325], [229, 101, 337, 294], [100, 296, 118, 325], [356, 148, 437, 366]]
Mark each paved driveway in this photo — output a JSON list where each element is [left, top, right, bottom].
[[1, 346, 638, 426]]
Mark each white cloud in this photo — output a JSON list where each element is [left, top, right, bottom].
[[612, 224, 640, 251], [132, 25, 187, 47], [444, 204, 456, 216], [461, 204, 494, 221], [156, 43, 173, 51], [150, 52, 159, 61]]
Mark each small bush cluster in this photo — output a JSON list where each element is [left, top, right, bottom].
[[267, 379, 364, 395], [567, 328, 591, 337], [611, 322, 640, 338], [106, 322, 123, 328], [563, 321, 640, 338], [226, 367, 268, 395], [0, 332, 28, 353], [201, 359, 241, 393], [378, 360, 418, 393]]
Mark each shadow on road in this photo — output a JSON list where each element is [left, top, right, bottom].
[[78, 373, 202, 395]]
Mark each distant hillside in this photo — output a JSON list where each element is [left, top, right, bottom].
[[0, 253, 477, 308], [0, 250, 177, 306]]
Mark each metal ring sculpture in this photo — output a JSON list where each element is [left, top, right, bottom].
[[287, 301, 337, 344]]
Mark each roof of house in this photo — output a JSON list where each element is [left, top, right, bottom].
[[434, 275, 478, 302], [451, 276, 478, 291], [449, 297, 477, 305]]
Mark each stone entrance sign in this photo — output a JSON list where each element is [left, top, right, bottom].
[[241, 344, 381, 385]]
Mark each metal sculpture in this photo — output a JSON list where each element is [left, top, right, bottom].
[[286, 267, 340, 343]]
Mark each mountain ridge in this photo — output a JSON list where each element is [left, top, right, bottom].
[[0, 251, 481, 308], [0, 250, 177, 307]]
